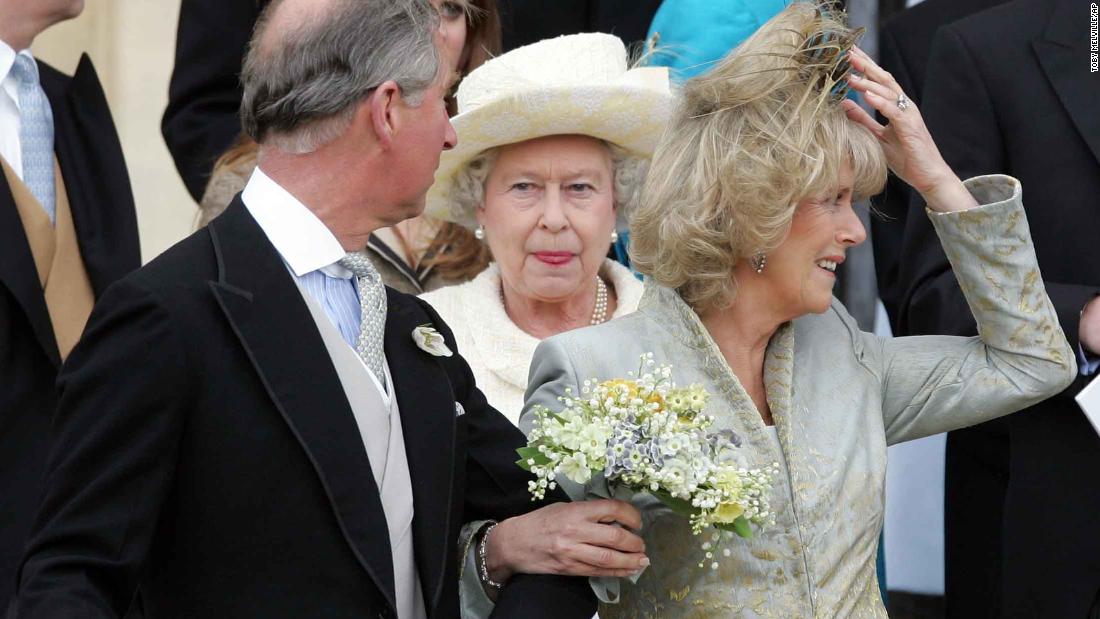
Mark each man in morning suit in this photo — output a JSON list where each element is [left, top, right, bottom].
[[10, 0, 596, 617], [0, 0, 140, 609], [897, 0, 1100, 615]]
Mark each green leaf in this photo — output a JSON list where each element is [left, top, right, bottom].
[[714, 516, 754, 538], [732, 516, 753, 539], [650, 490, 699, 518], [515, 446, 551, 469]]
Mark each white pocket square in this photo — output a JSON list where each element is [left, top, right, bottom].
[[455, 402, 466, 417]]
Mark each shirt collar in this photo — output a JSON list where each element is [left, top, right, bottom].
[[0, 40, 26, 88], [240, 167, 351, 278]]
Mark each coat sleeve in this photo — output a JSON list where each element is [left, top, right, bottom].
[[865, 176, 1075, 445], [12, 278, 192, 619], [410, 299, 597, 619], [161, 0, 264, 201]]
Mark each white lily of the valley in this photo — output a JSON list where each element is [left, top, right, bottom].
[[412, 325, 453, 357]]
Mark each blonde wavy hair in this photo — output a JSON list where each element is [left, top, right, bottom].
[[629, 2, 887, 310]]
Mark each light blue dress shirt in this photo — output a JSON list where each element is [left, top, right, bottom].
[[239, 167, 390, 398]]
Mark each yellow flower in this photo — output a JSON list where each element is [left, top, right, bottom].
[[713, 501, 744, 524], [600, 379, 665, 409], [601, 379, 639, 398], [714, 468, 743, 495]]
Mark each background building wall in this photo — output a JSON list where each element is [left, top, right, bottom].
[[33, 1, 199, 264]]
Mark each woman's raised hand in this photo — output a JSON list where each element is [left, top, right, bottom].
[[486, 499, 649, 583], [841, 46, 977, 213]]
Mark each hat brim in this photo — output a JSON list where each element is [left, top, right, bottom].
[[426, 76, 672, 229]]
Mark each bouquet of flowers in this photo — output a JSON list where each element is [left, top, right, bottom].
[[519, 353, 778, 568]]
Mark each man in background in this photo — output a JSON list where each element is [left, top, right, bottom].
[[898, 0, 1100, 615], [0, 0, 139, 608]]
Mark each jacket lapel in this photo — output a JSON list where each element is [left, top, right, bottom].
[[207, 199, 398, 610], [42, 54, 140, 297], [385, 291, 456, 615], [1033, 0, 1100, 169], [0, 173, 60, 367]]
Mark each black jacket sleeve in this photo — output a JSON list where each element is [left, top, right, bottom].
[[412, 298, 597, 618], [13, 278, 191, 619], [161, 0, 264, 201]]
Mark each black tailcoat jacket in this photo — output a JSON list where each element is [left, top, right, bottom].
[[897, 0, 1100, 615], [0, 55, 139, 609], [11, 198, 594, 619]]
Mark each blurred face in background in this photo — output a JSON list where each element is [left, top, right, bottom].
[[431, 0, 469, 74]]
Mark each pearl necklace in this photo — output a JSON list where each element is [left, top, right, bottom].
[[591, 276, 609, 325], [500, 276, 609, 326]]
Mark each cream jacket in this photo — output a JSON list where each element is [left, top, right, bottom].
[[421, 259, 644, 424], [521, 176, 1076, 618]]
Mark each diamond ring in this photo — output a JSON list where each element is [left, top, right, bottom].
[[896, 93, 911, 111]]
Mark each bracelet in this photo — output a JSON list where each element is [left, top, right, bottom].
[[477, 521, 504, 590]]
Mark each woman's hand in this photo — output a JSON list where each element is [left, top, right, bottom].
[[485, 499, 649, 584], [841, 46, 978, 213]]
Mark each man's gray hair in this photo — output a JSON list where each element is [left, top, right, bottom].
[[240, 0, 440, 153]]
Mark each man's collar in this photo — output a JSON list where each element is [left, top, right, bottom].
[[240, 167, 350, 278], [0, 40, 28, 86]]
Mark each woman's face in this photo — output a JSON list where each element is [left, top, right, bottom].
[[431, 0, 469, 74], [758, 162, 866, 316], [478, 135, 618, 306]]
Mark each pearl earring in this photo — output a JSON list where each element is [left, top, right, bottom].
[[610, 230, 620, 244], [750, 252, 767, 274], [474, 225, 485, 240]]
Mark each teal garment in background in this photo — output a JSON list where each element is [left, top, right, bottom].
[[644, 0, 788, 80], [878, 533, 888, 606]]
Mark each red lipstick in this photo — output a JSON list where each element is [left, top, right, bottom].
[[533, 251, 573, 265]]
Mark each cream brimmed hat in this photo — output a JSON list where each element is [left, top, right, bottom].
[[426, 32, 672, 229]]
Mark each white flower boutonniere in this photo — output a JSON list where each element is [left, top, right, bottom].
[[413, 324, 452, 357]]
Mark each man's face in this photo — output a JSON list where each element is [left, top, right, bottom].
[[386, 72, 457, 217]]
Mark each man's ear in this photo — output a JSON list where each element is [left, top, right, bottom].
[[368, 80, 402, 149]]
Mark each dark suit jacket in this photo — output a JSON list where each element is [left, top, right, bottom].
[[162, 0, 267, 202], [0, 55, 139, 609], [897, 0, 1100, 615], [10, 198, 595, 619], [871, 0, 1003, 328], [498, 0, 662, 51]]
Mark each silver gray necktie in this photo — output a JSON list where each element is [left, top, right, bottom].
[[339, 251, 388, 391]]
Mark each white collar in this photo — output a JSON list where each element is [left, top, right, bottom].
[[0, 41, 33, 107], [0, 40, 16, 81], [241, 167, 351, 278]]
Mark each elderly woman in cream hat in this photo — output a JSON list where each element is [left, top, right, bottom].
[[421, 32, 669, 419], [521, 4, 1076, 617], [418, 32, 669, 613]]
